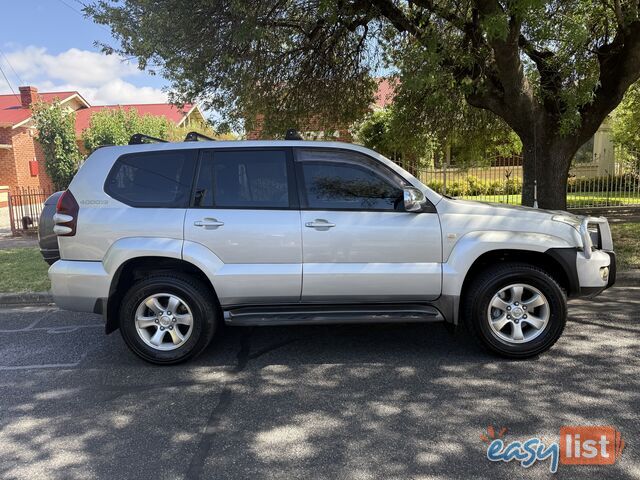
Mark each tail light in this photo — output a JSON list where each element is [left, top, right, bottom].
[[53, 190, 79, 236]]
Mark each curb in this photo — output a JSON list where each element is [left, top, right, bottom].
[[0, 291, 53, 306]]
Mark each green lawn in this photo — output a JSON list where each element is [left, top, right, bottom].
[[0, 247, 51, 293], [462, 191, 640, 208], [611, 223, 640, 270], [0, 224, 638, 294]]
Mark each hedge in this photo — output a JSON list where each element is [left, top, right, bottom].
[[426, 176, 523, 196], [425, 173, 639, 197]]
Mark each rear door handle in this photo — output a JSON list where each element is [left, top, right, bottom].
[[305, 219, 336, 229], [194, 218, 224, 228]]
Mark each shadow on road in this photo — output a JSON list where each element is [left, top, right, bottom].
[[0, 294, 637, 479]]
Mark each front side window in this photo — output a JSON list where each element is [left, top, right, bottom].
[[194, 150, 290, 208], [105, 150, 197, 207], [297, 149, 405, 211]]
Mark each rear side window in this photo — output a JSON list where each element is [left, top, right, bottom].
[[105, 150, 197, 207], [193, 150, 290, 208]]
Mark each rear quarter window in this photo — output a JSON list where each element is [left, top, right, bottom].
[[105, 150, 197, 207]]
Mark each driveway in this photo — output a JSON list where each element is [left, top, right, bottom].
[[0, 287, 638, 479]]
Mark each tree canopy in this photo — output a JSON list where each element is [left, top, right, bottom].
[[82, 107, 229, 151], [611, 81, 640, 173], [88, 0, 640, 208], [32, 101, 81, 191], [82, 108, 170, 151]]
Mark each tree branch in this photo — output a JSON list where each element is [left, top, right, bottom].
[[474, 1, 535, 118], [518, 34, 563, 115], [368, 0, 424, 38], [578, 21, 640, 145]]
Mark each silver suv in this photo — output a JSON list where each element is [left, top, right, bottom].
[[49, 140, 615, 364]]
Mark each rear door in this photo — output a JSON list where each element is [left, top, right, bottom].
[[183, 148, 302, 306], [295, 148, 442, 303]]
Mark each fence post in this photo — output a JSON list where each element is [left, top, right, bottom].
[[7, 191, 16, 235]]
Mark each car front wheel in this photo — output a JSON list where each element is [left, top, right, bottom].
[[463, 263, 567, 358]]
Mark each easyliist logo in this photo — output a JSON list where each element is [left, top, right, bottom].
[[560, 426, 625, 465], [482, 425, 625, 473]]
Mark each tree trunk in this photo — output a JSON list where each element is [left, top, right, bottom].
[[520, 138, 574, 210]]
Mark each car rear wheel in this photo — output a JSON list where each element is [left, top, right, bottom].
[[463, 263, 567, 358], [119, 273, 218, 364]]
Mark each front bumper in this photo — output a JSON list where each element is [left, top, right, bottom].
[[577, 249, 615, 297], [575, 216, 615, 297], [48, 260, 110, 312]]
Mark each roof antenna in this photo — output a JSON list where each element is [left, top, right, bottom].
[[533, 121, 538, 209]]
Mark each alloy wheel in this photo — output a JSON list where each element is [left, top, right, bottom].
[[134, 293, 194, 351], [486, 283, 550, 345]]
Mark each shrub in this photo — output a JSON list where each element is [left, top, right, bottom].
[[487, 181, 506, 195], [426, 180, 444, 193], [82, 108, 171, 151], [505, 178, 522, 194], [447, 181, 469, 196], [567, 174, 640, 193], [31, 101, 81, 190], [466, 176, 489, 195], [426, 173, 639, 198]]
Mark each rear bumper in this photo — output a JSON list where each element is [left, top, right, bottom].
[[48, 260, 110, 312], [40, 248, 60, 266]]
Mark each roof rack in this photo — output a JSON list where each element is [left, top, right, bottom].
[[184, 131, 216, 142], [128, 133, 169, 145], [285, 129, 303, 140]]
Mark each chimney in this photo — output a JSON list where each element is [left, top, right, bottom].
[[19, 86, 38, 108]]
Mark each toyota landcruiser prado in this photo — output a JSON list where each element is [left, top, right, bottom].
[[48, 140, 615, 364]]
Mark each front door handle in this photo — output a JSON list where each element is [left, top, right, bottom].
[[194, 218, 224, 228], [305, 219, 336, 229]]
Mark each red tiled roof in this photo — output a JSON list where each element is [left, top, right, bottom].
[[0, 91, 80, 127], [74, 103, 195, 134]]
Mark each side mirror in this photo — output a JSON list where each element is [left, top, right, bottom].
[[403, 187, 427, 212]]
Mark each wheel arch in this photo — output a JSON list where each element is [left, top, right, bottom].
[[105, 256, 220, 334], [459, 249, 575, 302], [443, 245, 577, 325]]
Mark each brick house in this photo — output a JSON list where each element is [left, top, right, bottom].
[[0, 86, 205, 200]]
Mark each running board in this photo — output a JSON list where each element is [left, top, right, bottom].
[[223, 304, 444, 326]]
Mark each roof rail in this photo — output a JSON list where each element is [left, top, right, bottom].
[[128, 133, 169, 145], [184, 131, 216, 142], [285, 129, 303, 140]]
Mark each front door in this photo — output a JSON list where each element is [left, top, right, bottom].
[[295, 148, 442, 303], [184, 148, 302, 306]]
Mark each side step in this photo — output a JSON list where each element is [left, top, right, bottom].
[[223, 304, 444, 326]]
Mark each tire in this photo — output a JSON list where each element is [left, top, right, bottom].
[[119, 273, 218, 364], [462, 262, 567, 358]]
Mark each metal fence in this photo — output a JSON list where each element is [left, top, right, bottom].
[[7, 187, 51, 235], [401, 149, 640, 209]]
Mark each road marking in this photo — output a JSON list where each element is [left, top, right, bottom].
[[0, 353, 87, 371], [0, 324, 103, 334]]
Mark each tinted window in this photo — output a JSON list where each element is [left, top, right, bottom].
[[105, 150, 196, 207], [297, 149, 404, 210], [194, 150, 290, 208]]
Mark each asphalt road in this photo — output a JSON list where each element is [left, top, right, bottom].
[[0, 287, 638, 480]]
